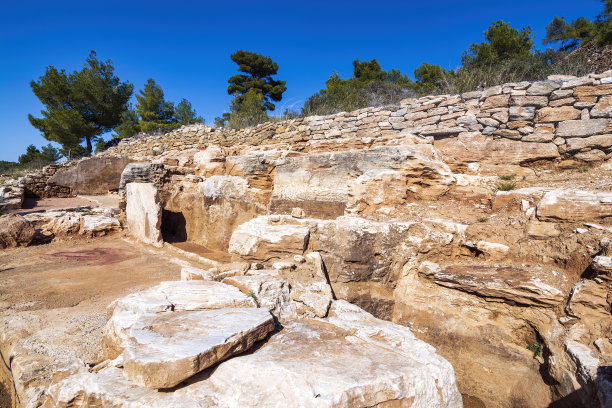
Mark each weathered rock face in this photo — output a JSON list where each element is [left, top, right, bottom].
[[228, 216, 310, 261], [0, 183, 24, 211], [0, 214, 35, 248], [270, 145, 454, 218], [122, 308, 275, 388], [48, 156, 133, 195], [126, 182, 162, 246], [44, 302, 461, 408], [434, 132, 560, 170], [418, 261, 571, 307], [161, 175, 268, 250], [536, 189, 612, 223]]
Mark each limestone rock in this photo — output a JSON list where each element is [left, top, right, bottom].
[[126, 182, 162, 246], [270, 145, 452, 218], [228, 216, 310, 261], [49, 157, 133, 195], [536, 190, 612, 223], [591, 95, 612, 118], [49, 316, 461, 407], [180, 266, 215, 281], [527, 81, 560, 95], [556, 119, 612, 138], [566, 134, 612, 151], [481, 94, 510, 110], [527, 221, 560, 239], [102, 281, 256, 359], [193, 145, 226, 176], [162, 175, 268, 251], [0, 214, 35, 248], [419, 261, 570, 307], [79, 215, 120, 237], [42, 213, 82, 236], [119, 163, 165, 195], [122, 308, 275, 388], [222, 274, 295, 318], [0, 184, 24, 210], [434, 132, 559, 168], [535, 106, 581, 122]]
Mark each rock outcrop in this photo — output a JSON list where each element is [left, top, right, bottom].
[[0, 214, 35, 248]]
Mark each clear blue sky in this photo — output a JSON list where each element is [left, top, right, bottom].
[[0, 0, 603, 161]]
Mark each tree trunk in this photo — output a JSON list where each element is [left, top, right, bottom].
[[85, 136, 92, 156]]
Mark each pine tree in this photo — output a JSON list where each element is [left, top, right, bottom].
[[227, 50, 286, 112], [461, 21, 534, 67], [18, 144, 61, 164], [28, 51, 133, 155], [543, 17, 574, 51], [135, 79, 179, 134], [174, 98, 203, 125]]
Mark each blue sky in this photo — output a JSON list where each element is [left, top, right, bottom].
[[0, 0, 603, 161]]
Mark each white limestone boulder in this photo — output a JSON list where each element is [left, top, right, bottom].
[[101, 281, 256, 359], [47, 305, 462, 407], [122, 308, 275, 388], [222, 274, 295, 319], [125, 182, 162, 246], [228, 216, 310, 261]]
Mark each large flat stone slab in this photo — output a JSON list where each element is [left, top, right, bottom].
[[536, 189, 612, 223], [122, 308, 275, 388], [46, 302, 461, 407], [419, 261, 571, 307], [102, 281, 256, 359]]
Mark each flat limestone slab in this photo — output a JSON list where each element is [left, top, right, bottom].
[[102, 281, 256, 359], [123, 308, 275, 389], [536, 189, 612, 223], [45, 301, 461, 407]]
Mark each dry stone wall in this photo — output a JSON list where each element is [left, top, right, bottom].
[[101, 72, 612, 163]]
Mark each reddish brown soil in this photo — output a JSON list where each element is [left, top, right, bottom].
[[12, 197, 99, 215], [0, 236, 181, 312]]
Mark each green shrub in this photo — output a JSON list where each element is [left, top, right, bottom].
[[247, 292, 260, 308], [496, 181, 517, 191], [498, 174, 516, 181], [528, 343, 543, 359], [477, 216, 489, 223], [578, 167, 589, 173]]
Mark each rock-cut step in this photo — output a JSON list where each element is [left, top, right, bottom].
[[122, 308, 275, 389]]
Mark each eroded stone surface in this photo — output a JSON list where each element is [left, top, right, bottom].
[[126, 182, 162, 246], [228, 216, 310, 261], [122, 308, 275, 388], [46, 311, 461, 408], [102, 281, 256, 359], [0, 214, 35, 248], [536, 189, 612, 223]]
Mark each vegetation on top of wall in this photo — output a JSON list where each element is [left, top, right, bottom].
[[113, 79, 203, 139], [215, 50, 287, 129], [28, 50, 134, 156]]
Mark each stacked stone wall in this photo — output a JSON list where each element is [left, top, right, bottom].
[[21, 163, 75, 198], [100, 72, 612, 163]]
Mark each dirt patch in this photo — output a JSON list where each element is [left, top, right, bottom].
[[0, 381, 10, 408], [11, 196, 98, 215], [44, 248, 133, 266], [0, 236, 180, 311]]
